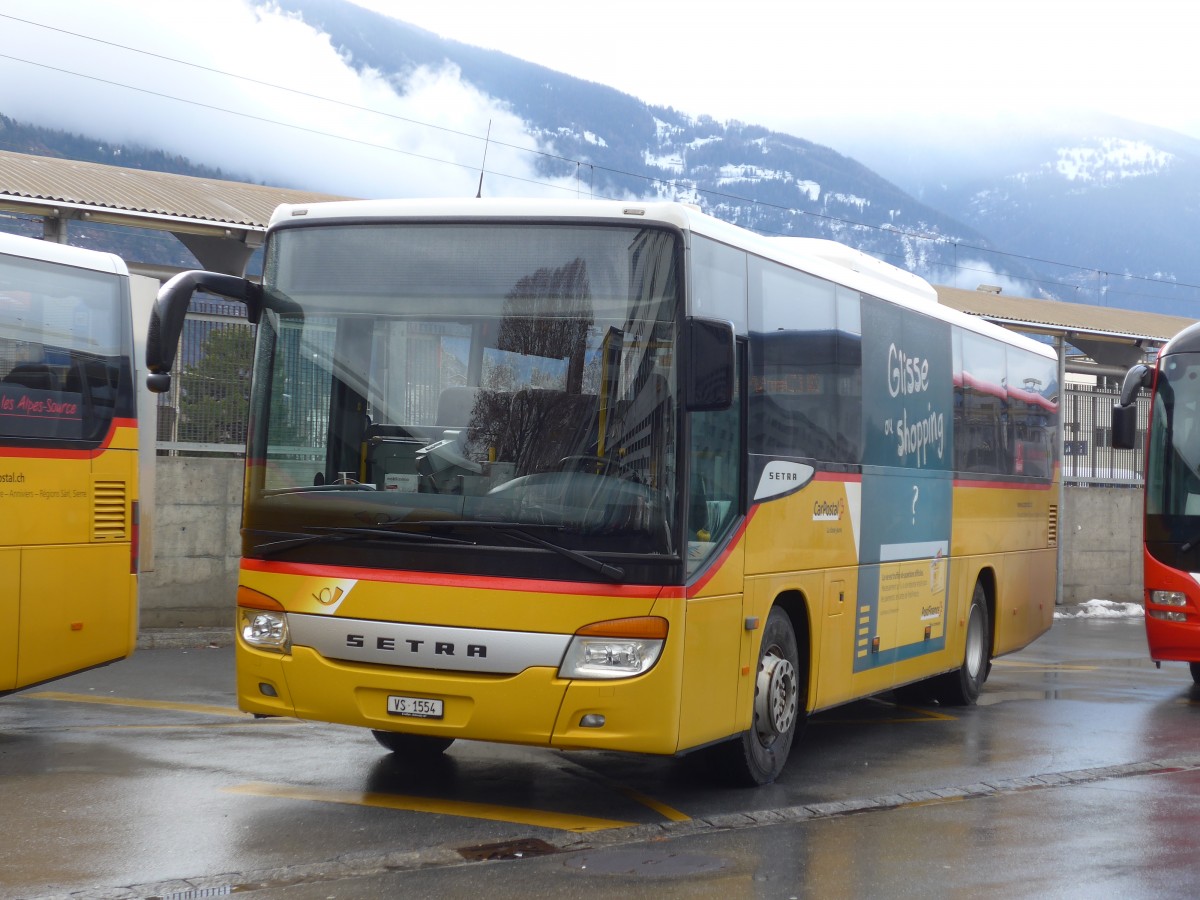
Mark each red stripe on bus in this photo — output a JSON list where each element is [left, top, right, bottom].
[[686, 507, 759, 596], [239, 557, 685, 599], [814, 471, 862, 483], [810, 468, 1056, 491]]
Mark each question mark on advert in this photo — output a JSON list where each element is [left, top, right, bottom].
[[911, 485, 919, 524]]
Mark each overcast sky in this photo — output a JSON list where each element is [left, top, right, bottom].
[[352, 0, 1200, 142], [0, 0, 1197, 199]]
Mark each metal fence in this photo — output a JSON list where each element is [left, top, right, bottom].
[[154, 310, 1150, 488], [155, 298, 254, 456], [1060, 383, 1148, 487]]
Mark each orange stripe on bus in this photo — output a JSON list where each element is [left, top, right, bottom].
[[239, 557, 684, 599], [0, 417, 136, 459]]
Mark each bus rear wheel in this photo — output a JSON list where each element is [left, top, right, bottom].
[[721, 607, 804, 786], [933, 581, 990, 706], [371, 730, 455, 758], [1189, 662, 1200, 685]]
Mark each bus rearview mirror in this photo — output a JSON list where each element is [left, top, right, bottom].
[[685, 318, 734, 411]]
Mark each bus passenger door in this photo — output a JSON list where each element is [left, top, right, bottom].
[[816, 574, 858, 708], [0, 549, 17, 691]]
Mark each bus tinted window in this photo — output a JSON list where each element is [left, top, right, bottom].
[[1007, 346, 1058, 478], [954, 328, 1009, 474], [748, 258, 862, 464], [0, 252, 127, 443]]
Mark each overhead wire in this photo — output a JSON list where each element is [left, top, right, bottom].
[[1, 11, 1198, 309]]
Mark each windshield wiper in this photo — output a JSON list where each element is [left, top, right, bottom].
[[249, 526, 475, 557], [409, 520, 625, 582]]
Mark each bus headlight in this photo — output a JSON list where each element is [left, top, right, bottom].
[[1151, 591, 1188, 607], [1148, 610, 1189, 623], [559, 617, 667, 680], [237, 586, 290, 652], [240, 609, 290, 650]]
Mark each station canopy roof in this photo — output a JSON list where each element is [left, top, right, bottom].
[[936, 285, 1195, 372], [0, 150, 1194, 371], [0, 149, 346, 275]]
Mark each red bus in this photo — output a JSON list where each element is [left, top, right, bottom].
[[1114, 321, 1200, 680]]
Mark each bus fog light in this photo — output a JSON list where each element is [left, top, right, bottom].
[[1151, 591, 1188, 607], [559, 637, 664, 679], [240, 609, 290, 651], [1149, 609, 1188, 623], [580, 714, 606, 728]]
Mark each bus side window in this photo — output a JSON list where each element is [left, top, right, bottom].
[[3, 362, 59, 391], [687, 347, 742, 573]]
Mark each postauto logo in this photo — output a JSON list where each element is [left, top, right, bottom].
[[812, 497, 845, 522]]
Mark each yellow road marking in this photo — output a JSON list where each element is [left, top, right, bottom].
[[225, 781, 635, 832], [42, 720, 299, 731], [814, 698, 956, 724], [26, 691, 248, 718], [561, 764, 691, 822], [814, 708, 956, 724], [610, 784, 690, 822], [991, 660, 1098, 671]]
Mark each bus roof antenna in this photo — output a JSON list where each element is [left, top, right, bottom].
[[476, 120, 492, 198]]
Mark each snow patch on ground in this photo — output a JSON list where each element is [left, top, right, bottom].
[[1054, 599, 1144, 619]]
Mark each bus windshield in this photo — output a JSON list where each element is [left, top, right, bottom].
[[245, 222, 681, 578], [1147, 351, 1200, 522]]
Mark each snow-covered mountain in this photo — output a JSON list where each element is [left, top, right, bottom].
[[5, 0, 1196, 317], [819, 111, 1200, 315], [269, 0, 1027, 286]]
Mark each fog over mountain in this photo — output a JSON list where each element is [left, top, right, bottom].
[[2, 0, 1199, 317]]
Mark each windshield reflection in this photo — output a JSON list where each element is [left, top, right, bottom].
[[245, 223, 680, 565]]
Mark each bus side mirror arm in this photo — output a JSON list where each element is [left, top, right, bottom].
[[1112, 363, 1152, 450], [146, 270, 262, 394]]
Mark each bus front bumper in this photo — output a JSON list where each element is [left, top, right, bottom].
[[237, 643, 686, 755]]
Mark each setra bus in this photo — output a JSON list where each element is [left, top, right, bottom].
[[0, 231, 149, 694], [1114, 322, 1200, 681], [146, 199, 1059, 784]]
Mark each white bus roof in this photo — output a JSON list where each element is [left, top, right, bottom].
[[0, 230, 129, 276], [268, 198, 1053, 360]]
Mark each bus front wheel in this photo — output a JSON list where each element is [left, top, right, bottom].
[[721, 607, 804, 786], [371, 730, 455, 758], [934, 581, 990, 706]]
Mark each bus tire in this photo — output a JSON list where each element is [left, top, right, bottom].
[[1189, 662, 1200, 685], [721, 607, 804, 786], [371, 730, 455, 758], [933, 581, 990, 706]]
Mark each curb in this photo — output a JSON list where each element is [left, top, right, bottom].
[[136, 628, 234, 649]]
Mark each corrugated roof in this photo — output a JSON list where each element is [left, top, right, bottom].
[[0, 150, 1194, 348], [935, 284, 1196, 344], [0, 149, 348, 230]]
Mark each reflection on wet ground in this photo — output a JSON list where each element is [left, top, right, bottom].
[[3, 617, 1198, 898]]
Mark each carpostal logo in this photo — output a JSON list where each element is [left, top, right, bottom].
[[812, 498, 846, 522]]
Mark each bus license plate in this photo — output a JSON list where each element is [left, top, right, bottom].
[[387, 695, 444, 719]]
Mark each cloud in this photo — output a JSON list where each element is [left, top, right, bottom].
[[353, 0, 1200, 144], [0, 0, 573, 198]]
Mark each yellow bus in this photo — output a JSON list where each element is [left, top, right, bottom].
[[147, 199, 1059, 784], [0, 232, 146, 694]]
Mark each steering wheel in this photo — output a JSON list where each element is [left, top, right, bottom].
[[555, 455, 641, 482]]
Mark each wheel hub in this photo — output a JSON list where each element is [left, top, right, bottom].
[[754, 650, 798, 741]]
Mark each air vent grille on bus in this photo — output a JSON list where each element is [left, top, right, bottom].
[[92, 479, 128, 541], [1047, 504, 1059, 548]]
